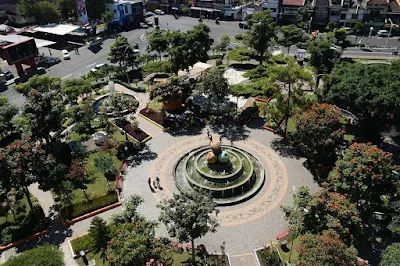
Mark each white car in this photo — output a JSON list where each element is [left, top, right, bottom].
[[62, 50, 70, 60], [154, 9, 165, 15], [91, 63, 105, 72], [377, 30, 391, 37]]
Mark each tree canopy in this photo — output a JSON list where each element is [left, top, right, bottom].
[[61, 78, 91, 103], [158, 191, 219, 264], [293, 104, 344, 162], [17, 0, 61, 25], [0, 96, 18, 138], [380, 242, 400, 266], [282, 186, 360, 243], [297, 230, 360, 266], [308, 39, 341, 75], [323, 62, 400, 138], [3, 244, 64, 266], [327, 143, 399, 216], [226, 47, 255, 63], [109, 36, 132, 68], [148, 30, 169, 59], [279, 25, 308, 54], [245, 10, 276, 64]]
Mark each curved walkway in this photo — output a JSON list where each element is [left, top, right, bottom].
[[122, 126, 319, 256]]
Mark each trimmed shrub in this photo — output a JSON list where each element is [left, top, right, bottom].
[[142, 61, 173, 75], [60, 191, 119, 220], [235, 34, 243, 40], [71, 234, 92, 254], [3, 245, 64, 266]]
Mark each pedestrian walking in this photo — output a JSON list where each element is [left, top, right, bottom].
[[219, 136, 223, 144], [48, 48, 52, 56], [209, 135, 213, 144], [206, 129, 210, 138]]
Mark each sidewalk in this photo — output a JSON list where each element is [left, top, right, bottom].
[[229, 253, 258, 266]]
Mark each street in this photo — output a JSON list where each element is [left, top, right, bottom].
[[1, 15, 399, 108]]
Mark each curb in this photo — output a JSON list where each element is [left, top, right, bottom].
[[138, 112, 169, 131], [68, 233, 90, 259], [263, 120, 285, 134], [0, 228, 50, 252]]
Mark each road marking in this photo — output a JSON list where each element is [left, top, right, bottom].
[[86, 63, 96, 68], [61, 74, 72, 80]]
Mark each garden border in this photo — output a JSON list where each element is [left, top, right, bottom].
[[59, 189, 122, 226], [109, 121, 152, 144], [68, 233, 90, 259], [253, 243, 285, 266], [0, 227, 51, 252], [263, 120, 285, 134], [138, 112, 169, 131]]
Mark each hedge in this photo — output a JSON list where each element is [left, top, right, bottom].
[[110, 79, 146, 92], [71, 234, 92, 254], [3, 244, 64, 266], [60, 191, 119, 220]]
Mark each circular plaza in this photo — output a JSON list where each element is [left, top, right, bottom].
[[121, 126, 318, 255]]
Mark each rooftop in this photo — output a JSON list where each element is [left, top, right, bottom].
[[33, 24, 79, 36], [282, 0, 305, 6], [367, 0, 389, 5]]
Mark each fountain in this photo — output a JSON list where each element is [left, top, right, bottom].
[[174, 141, 265, 205]]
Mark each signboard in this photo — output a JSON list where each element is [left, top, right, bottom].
[[76, 0, 88, 25], [3, 38, 38, 65], [96, 24, 107, 34]]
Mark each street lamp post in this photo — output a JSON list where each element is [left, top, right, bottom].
[[124, 46, 131, 83], [308, 17, 313, 34], [367, 26, 374, 47], [385, 18, 394, 48]]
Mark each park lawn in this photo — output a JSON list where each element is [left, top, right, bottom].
[[148, 96, 163, 113], [110, 125, 138, 144], [77, 252, 108, 266], [278, 237, 300, 264], [172, 252, 229, 266]]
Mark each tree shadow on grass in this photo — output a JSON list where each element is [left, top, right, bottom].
[[127, 145, 158, 167], [270, 138, 303, 159], [168, 124, 205, 137], [14, 208, 72, 254]]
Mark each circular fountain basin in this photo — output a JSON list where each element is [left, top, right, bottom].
[[93, 93, 137, 116]]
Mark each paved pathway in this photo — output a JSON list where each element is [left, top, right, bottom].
[[230, 253, 259, 266]]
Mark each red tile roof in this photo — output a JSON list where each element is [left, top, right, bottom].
[[282, 0, 305, 6], [367, 0, 389, 5]]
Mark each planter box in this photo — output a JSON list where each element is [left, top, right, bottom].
[[263, 120, 285, 134], [121, 121, 150, 143], [139, 107, 170, 130]]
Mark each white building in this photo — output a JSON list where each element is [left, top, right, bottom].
[[261, 0, 280, 20], [329, 0, 365, 28]]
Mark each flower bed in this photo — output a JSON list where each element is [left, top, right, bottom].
[[60, 191, 119, 221], [139, 107, 170, 128], [121, 121, 150, 143]]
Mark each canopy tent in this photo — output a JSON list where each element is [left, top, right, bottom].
[[0, 35, 56, 48], [33, 24, 80, 36]]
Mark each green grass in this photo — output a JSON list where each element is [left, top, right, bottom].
[[77, 251, 108, 266], [278, 237, 300, 264], [109, 125, 138, 143], [71, 234, 92, 254], [62, 117, 74, 128], [256, 246, 283, 266], [148, 96, 163, 112], [286, 117, 296, 134]]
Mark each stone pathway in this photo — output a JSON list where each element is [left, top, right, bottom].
[[230, 253, 258, 266], [28, 183, 55, 217]]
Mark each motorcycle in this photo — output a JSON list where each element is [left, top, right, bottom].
[[215, 19, 219, 24]]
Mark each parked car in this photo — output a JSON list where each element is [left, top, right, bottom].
[[154, 9, 165, 15], [344, 27, 354, 35], [89, 37, 103, 47], [145, 11, 155, 17], [62, 49, 70, 60], [2, 69, 14, 80], [38, 56, 61, 68], [377, 30, 391, 37], [145, 20, 153, 26], [15, 67, 46, 84], [239, 22, 249, 29], [90, 63, 106, 73], [140, 22, 148, 29]]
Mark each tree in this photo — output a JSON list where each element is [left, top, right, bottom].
[[214, 34, 230, 53], [17, 0, 61, 25], [380, 243, 400, 266], [331, 27, 348, 48], [148, 30, 169, 60], [282, 186, 361, 243], [109, 36, 132, 69], [58, 0, 76, 19], [94, 153, 116, 190], [199, 70, 230, 116], [85, 0, 106, 20], [101, 9, 114, 23], [186, 23, 213, 67], [112, 195, 144, 225], [105, 220, 172, 266], [297, 230, 360, 266], [167, 31, 190, 73], [354, 22, 363, 44], [150, 76, 194, 103], [388, 200, 400, 236], [279, 25, 307, 54], [308, 39, 341, 76], [245, 10, 276, 64], [0, 137, 62, 211], [61, 78, 91, 104], [89, 216, 110, 252], [323, 62, 400, 139], [157, 191, 219, 265], [66, 160, 88, 186], [327, 143, 399, 216], [268, 58, 313, 134], [293, 104, 344, 163], [326, 21, 337, 32], [72, 102, 95, 128], [226, 47, 255, 63], [3, 244, 64, 266], [0, 96, 18, 138], [15, 75, 64, 142]]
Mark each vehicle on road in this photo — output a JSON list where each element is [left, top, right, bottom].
[[145, 20, 153, 26], [90, 63, 106, 73], [15, 67, 46, 84], [377, 30, 391, 37], [90, 37, 103, 47], [2, 69, 14, 80], [361, 47, 373, 52], [174, 14, 179, 19], [146, 11, 155, 17], [62, 50, 70, 60], [38, 56, 61, 68], [134, 42, 139, 49], [344, 27, 354, 35], [140, 22, 148, 28], [133, 49, 140, 56], [239, 22, 249, 29], [154, 9, 165, 15]]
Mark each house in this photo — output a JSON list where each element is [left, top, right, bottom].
[[330, 0, 366, 28], [364, 0, 389, 29], [106, 0, 144, 31], [261, 0, 280, 21], [279, 0, 306, 25]]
